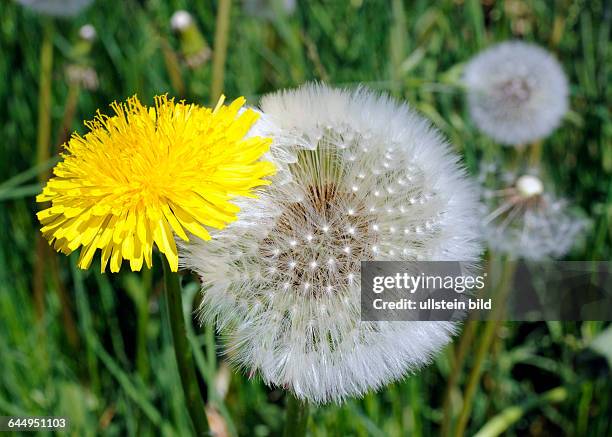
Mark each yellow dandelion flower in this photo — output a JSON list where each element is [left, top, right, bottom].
[[37, 95, 275, 273]]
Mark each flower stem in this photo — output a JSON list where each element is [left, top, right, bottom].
[[33, 18, 55, 320], [283, 393, 309, 437], [162, 257, 209, 436], [55, 83, 81, 151], [36, 18, 54, 182], [159, 36, 186, 98], [440, 319, 478, 437], [136, 266, 152, 382], [441, 252, 495, 436], [210, 0, 232, 104], [453, 257, 516, 437], [528, 140, 543, 168]]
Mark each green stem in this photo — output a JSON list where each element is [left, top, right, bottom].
[[453, 258, 516, 437], [440, 320, 479, 437], [283, 393, 309, 437], [159, 37, 186, 98], [162, 258, 209, 436], [473, 387, 567, 437], [389, 0, 407, 97], [136, 266, 152, 382], [205, 323, 217, 400], [36, 19, 54, 182], [210, 0, 232, 104], [55, 83, 80, 151], [528, 140, 543, 168], [409, 377, 423, 437], [33, 18, 55, 321], [441, 252, 496, 436]]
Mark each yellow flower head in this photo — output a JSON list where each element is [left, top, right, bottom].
[[37, 95, 275, 273]]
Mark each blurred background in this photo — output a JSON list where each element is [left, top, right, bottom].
[[0, 0, 610, 436]]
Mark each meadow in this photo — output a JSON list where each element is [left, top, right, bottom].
[[0, 0, 610, 436]]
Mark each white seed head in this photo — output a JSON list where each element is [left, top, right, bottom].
[[463, 41, 569, 146], [181, 84, 482, 404], [480, 165, 588, 260], [516, 174, 544, 198], [16, 0, 93, 17], [170, 10, 193, 32], [78, 24, 96, 42]]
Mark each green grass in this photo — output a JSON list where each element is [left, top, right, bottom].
[[0, 0, 611, 436]]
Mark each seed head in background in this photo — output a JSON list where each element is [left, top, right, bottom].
[[64, 24, 99, 91], [170, 10, 212, 69], [16, 0, 93, 17], [463, 41, 569, 146], [37, 95, 275, 273], [479, 165, 588, 260], [181, 84, 483, 404]]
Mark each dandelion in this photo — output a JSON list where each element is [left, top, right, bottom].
[[480, 165, 588, 260], [170, 10, 194, 32], [37, 95, 275, 273], [170, 10, 212, 69], [463, 41, 569, 146], [78, 23, 96, 42], [181, 84, 482, 404], [16, 0, 93, 17]]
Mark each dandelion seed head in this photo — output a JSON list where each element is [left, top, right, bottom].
[[181, 84, 482, 403], [170, 10, 193, 32], [480, 165, 588, 260], [78, 24, 96, 42], [515, 174, 544, 198], [464, 41, 569, 145]]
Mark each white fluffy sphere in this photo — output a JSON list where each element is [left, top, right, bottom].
[[170, 10, 193, 32], [181, 84, 482, 404], [463, 41, 569, 146], [78, 24, 96, 42]]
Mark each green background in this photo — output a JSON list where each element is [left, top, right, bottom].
[[0, 0, 610, 436]]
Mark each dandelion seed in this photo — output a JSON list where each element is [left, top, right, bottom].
[[480, 165, 588, 260], [463, 41, 569, 145], [181, 84, 482, 404], [37, 95, 274, 272]]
